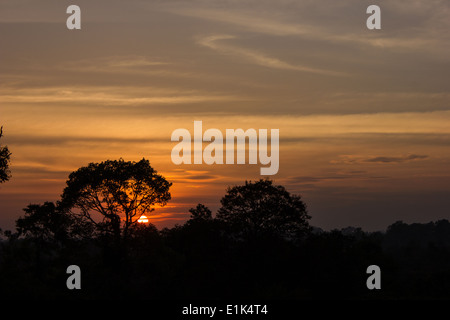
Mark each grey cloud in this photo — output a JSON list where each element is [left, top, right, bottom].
[[333, 153, 429, 165], [286, 173, 387, 184], [364, 154, 428, 163]]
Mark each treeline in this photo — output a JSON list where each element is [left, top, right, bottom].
[[1, 213, 450, 299]]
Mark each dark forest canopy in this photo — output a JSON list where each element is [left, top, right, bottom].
[[2, 212, 450, 300]]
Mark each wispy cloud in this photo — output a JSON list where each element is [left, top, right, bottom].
[[332, 154, 429, 164], [0, 86, 244, 106], [198, 34, 346, 75], [364, 154, 428, 163], [286, 172, 387, 184], [171, 7, 316, 37], [103, 56, 170, 68], [164, 3, 449, 52], [58, 55, 175, 75]]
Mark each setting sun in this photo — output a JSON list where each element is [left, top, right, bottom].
[[137, 215, 149, 223]]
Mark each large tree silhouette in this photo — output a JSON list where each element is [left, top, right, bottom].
[[216, 179, 310, 240], [0, 126, 11, 183], [59, 158, 171, 240]]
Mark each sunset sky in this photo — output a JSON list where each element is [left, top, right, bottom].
[[1, 0, 449, 232]]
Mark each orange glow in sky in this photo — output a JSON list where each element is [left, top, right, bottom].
[[1, 1, 450, 232]]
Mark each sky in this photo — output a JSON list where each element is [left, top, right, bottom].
[[0, 0, 449, 232]]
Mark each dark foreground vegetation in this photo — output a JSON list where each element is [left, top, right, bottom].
[[0, 159, 449, 300], [1, 208, 450, 300]]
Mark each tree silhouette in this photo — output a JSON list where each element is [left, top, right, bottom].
[[188, 203, 213, 222], [0, 126, 11, 183], [216, 179, 310, 240], [15, 202, 94, 243], [59, 158, 171, 241]]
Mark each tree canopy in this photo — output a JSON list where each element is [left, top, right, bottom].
[[216, 179, 310, 240], [188, 203, 213, 222], [15, 202, 94, 243], [59, 158, 171, 240]]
